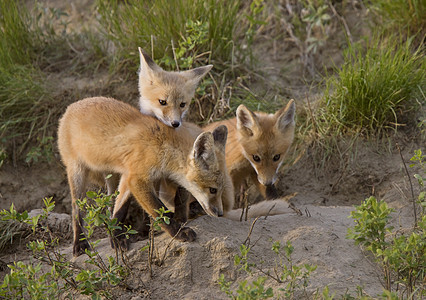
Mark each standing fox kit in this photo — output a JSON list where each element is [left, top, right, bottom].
[[58, 97, 233, 256], [138, 47, 212, 128], [205, 100, 296, 201]]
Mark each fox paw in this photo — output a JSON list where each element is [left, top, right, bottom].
[[175, 227, 196, 242], [73, 240, 91, 257]]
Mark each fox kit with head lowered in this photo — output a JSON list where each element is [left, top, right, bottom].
[[58, 97, 233, 256], [204, 100, 296, 201], [138, 48, 212, 128]]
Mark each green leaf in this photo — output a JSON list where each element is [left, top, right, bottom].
[[86, 191, 98, 199]]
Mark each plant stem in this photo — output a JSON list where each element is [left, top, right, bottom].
[[396, 142, 417, 227]]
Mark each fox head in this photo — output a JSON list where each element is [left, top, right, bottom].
[[138, 47, 213, 128], [236, 100, 296, 186], [186, 125, 231, 217]]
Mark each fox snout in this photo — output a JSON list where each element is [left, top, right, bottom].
[[161, 116, 181, 128], [208, 207, 223, 217], [212, 207, 224, 217], [257, 174, 278, 186], [171, 120, 180, 128], [203, 204, 223, 217], [166, 111, 183, 128]]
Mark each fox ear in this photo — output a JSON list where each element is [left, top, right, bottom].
[[276, 99, 295, 134], [193, 132, 216, 169], [181, 65, 213, 88], [212, 125, 228, 151], [236, 105, 259, 137], [138, 47, 162, 81]]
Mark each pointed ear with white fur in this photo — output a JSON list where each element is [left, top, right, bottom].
[[236, 104, 260, 137], [276, 99, 295, 133], [181, 65, 213, 88], [138, 47, 162, 82], [193, 132, 216, 170]]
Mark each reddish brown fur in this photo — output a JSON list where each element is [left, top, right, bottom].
[[58, 97, 232, 256], [205, 100, 295, 202], [157, 122, 235, 214]]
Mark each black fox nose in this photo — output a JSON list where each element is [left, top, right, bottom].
[[171, 121, 180, 128], [212, 207, 223, 217]]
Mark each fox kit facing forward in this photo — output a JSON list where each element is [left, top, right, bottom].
[[58, 97, 233, 256], [138, 48, 212, 128], [205, 100, 296, 201]]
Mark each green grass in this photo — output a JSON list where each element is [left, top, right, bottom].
[[0, 0, 52, 153], [0, 1, 108, 160], [367, 0, 426, 39], [96, 0, 243, 72], [314, 36, 425, 138], [0, 0, 266, 163], [0, 65, 50, 140], [1, 0, 425, 166], [96, 0, 272, 125], [0, 0, 41, 66], [0, 218, 29, 253]]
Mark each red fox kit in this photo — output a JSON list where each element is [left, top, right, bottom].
[[57, 97, 233, 256], [204, 100, 296, 202], [138, 48, 212, 128]]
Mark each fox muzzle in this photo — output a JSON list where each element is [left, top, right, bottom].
[[171, 120, 180, 128]]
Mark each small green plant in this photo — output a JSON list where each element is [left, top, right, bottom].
[[25, 136, 54, 164], [410, 149, 425, 194], [151, 207, 172, 231], [347, 151, 425, 298], [96, 0, 241, 72], [219, 274, 273, 300], [77, 190, 137, 260], [0, 261, 63, 299], [243, 0, 266, 63], [276, 0, 333, 75], [0, 198, 68, 299], [145, 206, 174, 276], [159, 20, 209, 70], [219, 241, 317, 299], [347, 196, 395, 255], [316, 36, 425, 137], [347, 196, 395, 290], [0, 193, 136, 299], [271, 241, 317, 298]]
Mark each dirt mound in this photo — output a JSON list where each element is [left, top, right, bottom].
[[60, 204, 403, 299]]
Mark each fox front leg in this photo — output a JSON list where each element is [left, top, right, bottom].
[[68, 164, 91, 257], [172, 186, 190, 223], [110, 177, 134, 251], [130, 178, 196, 242]]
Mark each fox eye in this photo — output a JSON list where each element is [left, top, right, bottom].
[[273, 154, 280, 161], [209, 187, 217, 194], [159, 99, 167, 106], [253, 155, 261, 162], [180, 102, 186, 108]]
